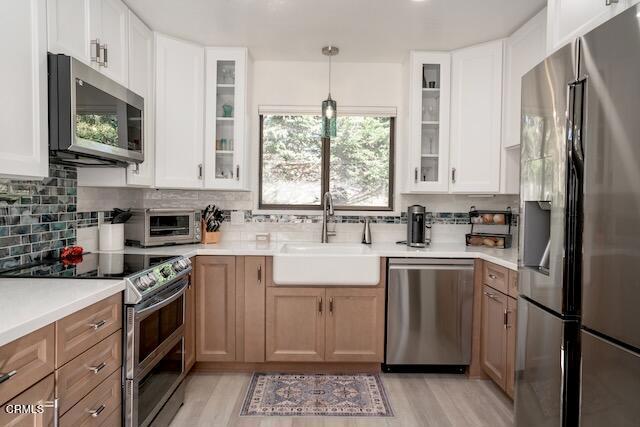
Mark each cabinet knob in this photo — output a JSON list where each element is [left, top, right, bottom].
[[257, 264, 262, 286], [236, 165, 240, 181], [198, 164, 203, 179], [90, 39, 101, 64], [451, 167, 457, 183], [605, 0, 619, 5], [414, 167, 418, 183]]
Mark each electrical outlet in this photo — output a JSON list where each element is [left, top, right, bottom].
[[230, 211, 245, 225]]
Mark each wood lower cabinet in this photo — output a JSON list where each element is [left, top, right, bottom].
[[483, 262, 509, 295], [244, 257, 266, 363], [480, 262, 518, 399], [325, 288, 385, 362], [55, 293, 122, 368], [266, 288, 325, 362], [266, 286, 385, 363], [508, 269, 518, 298], [0, 375, 55, 427], [55, 331, 121, 414], [505, 296, 517, 398], [184, 270, 196, 372], [59, 369, 120, 426], [0, 324, 55, 406], [481, 284, 508, 389], [195, 256, 237, 362]]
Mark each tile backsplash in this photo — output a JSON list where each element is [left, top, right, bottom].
[[0, 164, 80, 270]]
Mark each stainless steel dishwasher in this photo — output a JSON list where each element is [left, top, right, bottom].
[[384, 258, 474, 372]]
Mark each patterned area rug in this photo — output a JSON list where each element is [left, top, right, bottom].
[[240, 373, 394, 417]]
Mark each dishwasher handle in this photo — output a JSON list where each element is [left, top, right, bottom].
[[388, 264, 474, 272]]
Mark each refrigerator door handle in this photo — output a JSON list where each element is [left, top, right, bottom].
[[564, 79, 586, 313]]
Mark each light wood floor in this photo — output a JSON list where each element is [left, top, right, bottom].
[[169, 372, 514, 427]]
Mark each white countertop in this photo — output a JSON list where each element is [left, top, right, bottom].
[[123, 240, 519, 270], [0, 278, 125, 347], [0, 240, 516, 347]]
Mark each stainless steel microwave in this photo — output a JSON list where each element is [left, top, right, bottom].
[[48, 53, 144, 166], [125, 209, 202, 247]]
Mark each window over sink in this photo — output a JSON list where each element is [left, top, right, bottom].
[[259, 112, 395, 211]]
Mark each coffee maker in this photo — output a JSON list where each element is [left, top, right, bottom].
[[407, 205, 428, 247]]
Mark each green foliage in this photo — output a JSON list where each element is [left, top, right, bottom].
[[76, 114, 119, 147], [261, 115, 391, 207], [331, 116, 390, 206]]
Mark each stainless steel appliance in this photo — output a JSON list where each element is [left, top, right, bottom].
[[407, 205, 428, 247], [0, 253, 193, 427], [48, 53, 144, 166], [517, 5, 640, 425], [125, 209, 202, 247], [124, 256, 192, 427], [384, 258, 474, 372]]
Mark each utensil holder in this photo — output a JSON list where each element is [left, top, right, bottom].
[[99, 223, 124, 251]]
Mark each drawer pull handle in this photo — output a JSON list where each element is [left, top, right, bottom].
[[0, 370, 17, 384], [488, 274, 497, 279], [483, 291, 498, 300], [90, 320, 106, 330], [88, 362, 106, 374], [88, 404, 106, 418]]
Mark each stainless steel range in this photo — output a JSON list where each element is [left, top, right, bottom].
[[123, 256, 192, 427], [0, 252, 193, 426]]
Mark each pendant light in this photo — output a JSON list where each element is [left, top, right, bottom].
[[321, 46, 339, 138]]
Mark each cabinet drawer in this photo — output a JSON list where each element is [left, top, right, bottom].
[[56, 331, 121, 414], [56, 293, 122, 367], [0, 324, 55, 405], [0, 374, 55, 427], [60, 369, 121, 427], [508, 269, 518, 297], [483, 262, 509, 294]]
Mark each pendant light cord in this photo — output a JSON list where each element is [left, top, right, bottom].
[[328, 53, 332, 98]]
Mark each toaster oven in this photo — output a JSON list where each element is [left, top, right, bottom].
[[124, 209, 201, 247]]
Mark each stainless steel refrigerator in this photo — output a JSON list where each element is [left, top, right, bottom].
[[517, 4, 640, 426]]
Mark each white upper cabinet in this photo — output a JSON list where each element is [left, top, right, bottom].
[[89, 0, 129, 86], [547, 0, 637, 54], [449, 40, 504, 194], [47, 0, 91, 64], [126, 11, 154, 186], [502, 10, 547, 149], [77, 10, 154, 187], [204, 48, 249, 190], [407, 52, 452, 193], [0, 0, 48, 179], [155, 34, 205, 189], [48, 0, 128, 86], [500, 10, 547, 194]]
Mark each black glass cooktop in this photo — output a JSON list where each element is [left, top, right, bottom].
[[0, 253, 175, 279]]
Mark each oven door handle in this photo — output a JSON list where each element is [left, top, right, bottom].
[[136, 279, 188, 317]]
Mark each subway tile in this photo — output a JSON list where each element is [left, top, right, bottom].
[[10, 225, 31, 235], [32, 223, 50, 233], [10, 244, 32, 256]]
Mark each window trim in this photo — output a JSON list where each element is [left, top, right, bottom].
[[258, 114, 395, 212]]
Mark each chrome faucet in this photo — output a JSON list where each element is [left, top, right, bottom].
[[321, 191, 336, 243]]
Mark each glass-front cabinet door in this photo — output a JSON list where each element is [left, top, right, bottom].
[[408, 51, 451, 192], [204, 48, 248, 190]]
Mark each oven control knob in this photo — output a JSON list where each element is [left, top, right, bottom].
[[159, 265, 173, 278], [146, 272, 157, 287], [172, 261, 183, 272], [137, 276, 150, 290]]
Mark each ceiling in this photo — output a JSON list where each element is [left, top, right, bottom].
[[125, 0, 546, 62]]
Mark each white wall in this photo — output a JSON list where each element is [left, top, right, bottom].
[[249, 60, 405, 213]]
